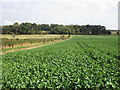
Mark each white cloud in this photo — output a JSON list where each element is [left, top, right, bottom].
[[3, 20, 13, 25], [2, 20, 23, 25]]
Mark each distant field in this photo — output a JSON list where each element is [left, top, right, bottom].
[[111, 31, 118, 35], [2, 34, 69, 39], [2, 35, 119, 89]]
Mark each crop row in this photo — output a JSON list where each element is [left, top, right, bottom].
[[1, 35, 120, 89]]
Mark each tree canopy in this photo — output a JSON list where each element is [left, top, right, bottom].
[[1, 22, 108, 35]]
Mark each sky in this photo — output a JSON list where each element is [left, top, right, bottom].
[[0, 0, 119, 30]]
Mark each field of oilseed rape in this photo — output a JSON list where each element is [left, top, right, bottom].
[[1, 35, 120, 89]]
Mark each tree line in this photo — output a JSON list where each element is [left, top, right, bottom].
[[1, 22, 111, 35]]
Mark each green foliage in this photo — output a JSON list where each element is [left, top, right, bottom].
[[2, 36, 120, 89], [106, 30, 112, 35], [2, 22, 107, 35], [68, 34, 71, 38]]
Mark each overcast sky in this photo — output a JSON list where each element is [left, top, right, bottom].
[[0, 0, 119, 30]]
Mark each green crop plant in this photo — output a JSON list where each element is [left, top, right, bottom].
[[1, 35, 120, 89]]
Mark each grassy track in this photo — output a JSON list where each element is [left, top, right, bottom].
[[1, 35, 120, 89], [2, 36, 72, 54], [2, 34, 68, 39], [1, 34, 69, 50]]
